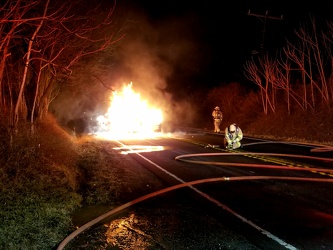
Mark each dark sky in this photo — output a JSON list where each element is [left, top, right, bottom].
[[52, 1, 333, 124], [113, 0, 333, 100]]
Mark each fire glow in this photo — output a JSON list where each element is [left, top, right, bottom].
[[95, 82, 163, 140], [113, 145, 165, 154]]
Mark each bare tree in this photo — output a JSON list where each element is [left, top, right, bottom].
[[244, 58, 268, 114], [260, 54, 278, 113], [294, 18, 330, 105], [275, 56, 313, 114], [245, 15, 333, 116], [0, 0, 125, 140], [283, 19, 332, 112], [283, 37, 318, 109], [322, 20, 333, 101], [13, 0, 50, 136], [244, 54, 277, 114], [0, 0, 32, 120]]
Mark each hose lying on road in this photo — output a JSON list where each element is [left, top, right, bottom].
[[57, 142, 333, 249], [175, 152, 333, 173], [57, 174, 333, 250]]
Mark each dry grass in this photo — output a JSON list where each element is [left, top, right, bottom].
[[0, 114, 82, 250], [1, 115, 80, 191]]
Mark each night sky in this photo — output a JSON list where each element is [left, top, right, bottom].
[[114, 1, 333, 96], [52, 0, 333, 125]]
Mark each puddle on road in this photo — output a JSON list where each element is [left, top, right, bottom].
[[71, 206, 161, 249], [104, 213, 158, 249]]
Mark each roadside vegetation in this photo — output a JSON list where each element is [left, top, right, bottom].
[[0, 114, 165, 249], [0, 115, 82, 249]]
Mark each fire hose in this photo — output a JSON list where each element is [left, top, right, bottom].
[[57, 149, 333, 249]]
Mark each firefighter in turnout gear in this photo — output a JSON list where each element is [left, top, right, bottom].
[[212, 106, 223, 133], [224, 123, 243, 149]]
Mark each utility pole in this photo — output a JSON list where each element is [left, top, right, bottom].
[[248, 10, 283, 55]]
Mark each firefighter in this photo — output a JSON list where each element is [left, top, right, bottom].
[[224, 123, 243, 149], [212, 106, 223, 133]]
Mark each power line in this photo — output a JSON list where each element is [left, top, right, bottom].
[[248, 10, 283, 55]]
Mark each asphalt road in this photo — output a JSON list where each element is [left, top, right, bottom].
[[63, 130, 333, 249]]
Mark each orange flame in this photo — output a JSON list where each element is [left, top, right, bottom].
[[95, 82, 163, 139]]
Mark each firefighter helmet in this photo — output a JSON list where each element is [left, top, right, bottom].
[[229, 123, 237, 133]]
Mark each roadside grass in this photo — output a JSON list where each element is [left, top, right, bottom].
[[0, 114, 165, 250], [0, 115, 82, 250], [0, 188, 81, 249]]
